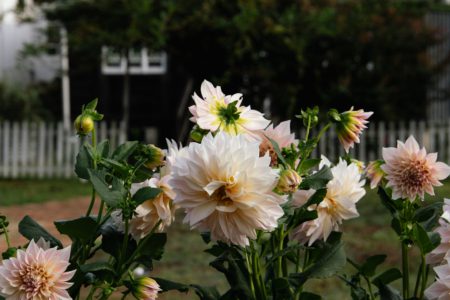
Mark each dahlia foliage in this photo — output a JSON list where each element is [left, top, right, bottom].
[[1, 82, 450, 300]]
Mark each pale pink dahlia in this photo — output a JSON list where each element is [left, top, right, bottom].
[[170, 132, 285, 246], [381, 136, 450, 201], [132, 277, 161, 300], [0, 239, 74, 300], [335, 107, 373, 153], [425, 257, 450, 300], [427, 199, 450, 265], [291, 157, 366, 245], [188, 80, 270, 135]]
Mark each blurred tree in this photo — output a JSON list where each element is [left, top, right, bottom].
[[20, 0, 446, 127]]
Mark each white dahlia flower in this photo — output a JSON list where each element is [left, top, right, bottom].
[[382, 136, 450, 201], [0, 239, 75, 300], [129, 173, 176, 240], [427, 199, 450, 265], [188, 80, 270, 135], [291, 156, 366, 245], [170, 132, 284, 246]]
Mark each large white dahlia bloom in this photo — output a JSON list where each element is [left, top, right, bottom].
[[170, 132, 284, 246], [291, 156, 366, 245], [188, 80, 270, 135], [0, 239, 75, 300]]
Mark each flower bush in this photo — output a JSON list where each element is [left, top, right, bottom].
[[1, 81, 450, 300]]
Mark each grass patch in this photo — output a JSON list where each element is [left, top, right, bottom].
[[0, 179, 91, 206]]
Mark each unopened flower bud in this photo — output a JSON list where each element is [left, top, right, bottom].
[[144, 145, 165, 170], [132, 277, 161, 300], [277, 169, 302, 193], [350, 159, 365, 174], [366, 160, 385, 189], [74, 115, 94, 135]]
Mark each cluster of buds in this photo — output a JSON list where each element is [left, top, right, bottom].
[[74, 98, 104, 135]]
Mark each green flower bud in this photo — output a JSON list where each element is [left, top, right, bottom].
[[144, 144, 165, 170], [74, 115, 94, 135], [132, 277, 161, 300], [277, 169, 302, 194]]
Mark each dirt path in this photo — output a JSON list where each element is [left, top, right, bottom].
[[0, 197, 99, 252]]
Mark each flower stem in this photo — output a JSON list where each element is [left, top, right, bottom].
[[402, 241, 410, 299], [2, 223, 10, 249], [85, 127, 98, 217], [304, 116, 312, 142], [244, 248, 257, 300], [419, 257, 429, 300], [277, 225, 285, 278]]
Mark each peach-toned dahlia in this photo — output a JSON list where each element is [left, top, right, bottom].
[[291, 157, 366, 245], [129, 173, 176, 240], [170, 132, 284, 246], [0, 239, 74, 300], [381, 136, 450, 201], [256, 120, 298, 165], [425, 257, 450, 300], [335, 107, 373, 153], [132, 277, 161, 300], [188, 80, 270, 135], [366, 160, 385, 189], [427, 199, 450, 265]]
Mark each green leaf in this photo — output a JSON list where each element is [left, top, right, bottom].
[[413, 223, 440, 254], [80, 261, 115, 275], [289, 233, 346, 286], [376, 284, 401, 300], [75, 143, 93, 180], [152, 278, 189, 293], [54, 216, 98, 242], [299, 166, 333, 190], [372, 268, 402, 286], [136, 233, 167, 261], [87, 169, 124, 208], [112, 141, 139, 161], [267, 136, 288, 166], [300, 292, 322, 300], [85, 98, 98, 110], [377, 187, 401, 216], [297, 158, 321, 174], [132, 187, 162, 205], [190, 284, 220, 300], [305, 188, 327, 206], [97, 140, 110, 158], [18, 216, 62, 248], [100, 222, 137, 258], [415, 201, 443, 231], [360, 255, 386, 277]]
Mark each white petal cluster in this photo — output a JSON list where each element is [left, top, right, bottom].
[[291, 156, 365, 245], [170, 132, 284, 246]]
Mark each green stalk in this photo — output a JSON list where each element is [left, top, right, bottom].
[[85, 126, 98, 217], [304, 116, 312, 142], [86, 286, 97, 300], [413, 258, 423, 297], [419, 257, 429, 300], [276, 225, 285, 278], [402, 242, 410, 299], [2, 223, 10, 249], [244, 248, 257, 300]]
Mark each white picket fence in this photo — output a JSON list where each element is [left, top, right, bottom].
[[309, 121, 450, 164], [0, 121, 127, 179], [1, 120, 450, 179]]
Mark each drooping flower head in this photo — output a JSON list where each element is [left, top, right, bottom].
[[381, 136, 450, 201], [131, 277, 161, 300], [188, 80, 270, 135], [427, 199, 450, 265], [129, 173, 176, 240], [170, 132, 284, 246], [0, 239, 75, 300], [366, 160, 385, 189], [291, 156, 366, 245], [256, 120, 298, 165], [333, 107, 373, 153], [425, 257, 450, 300]]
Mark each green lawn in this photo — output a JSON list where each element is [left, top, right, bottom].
[[0, 179, 91, 206], [1, 179, 450, 299]]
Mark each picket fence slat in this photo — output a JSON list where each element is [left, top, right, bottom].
[[0, 121, 127, 179]]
